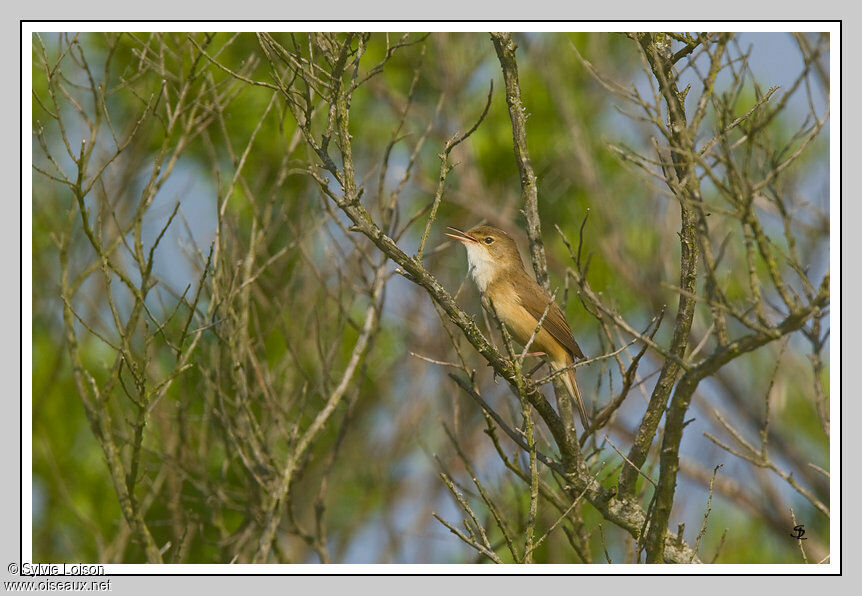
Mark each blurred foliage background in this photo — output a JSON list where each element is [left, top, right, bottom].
[[31, 31, 830, 564]]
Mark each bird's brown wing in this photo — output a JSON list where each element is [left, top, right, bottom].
[[514, 274, 585, 360]]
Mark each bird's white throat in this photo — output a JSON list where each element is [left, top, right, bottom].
[[464, 243, 497, 293]]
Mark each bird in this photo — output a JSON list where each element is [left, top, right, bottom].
[[446, 225, 589, 429]]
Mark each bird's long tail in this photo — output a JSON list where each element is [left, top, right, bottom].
[[556, 359, 590, 430]]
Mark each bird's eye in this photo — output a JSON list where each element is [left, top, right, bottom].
[[484, 237, 494, 244]]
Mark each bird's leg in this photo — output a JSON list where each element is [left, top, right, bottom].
[[503, 352, 546, 372], [491, 353, 546, 380], [526, 361, 546, 377]]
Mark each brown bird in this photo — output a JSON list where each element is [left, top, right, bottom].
[[447, 225, 589, 429]]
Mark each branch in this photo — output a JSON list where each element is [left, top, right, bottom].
[[490, 32, 549, 290], [618, 33, 710, 510]]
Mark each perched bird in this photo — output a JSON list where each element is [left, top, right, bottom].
[[447, 225, 589, 429]]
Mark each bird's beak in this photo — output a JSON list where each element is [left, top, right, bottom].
[[445, 226, 477, 244]]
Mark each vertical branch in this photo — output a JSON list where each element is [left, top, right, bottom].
[[519, 362, 539, 563], [807, 311, 829, 437], [617, 34, 725, 502], [490, 32, 549, 290], [490, 31, 582, 445]]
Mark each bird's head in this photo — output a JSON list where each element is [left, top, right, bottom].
[[446, 225, 525, 291]]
